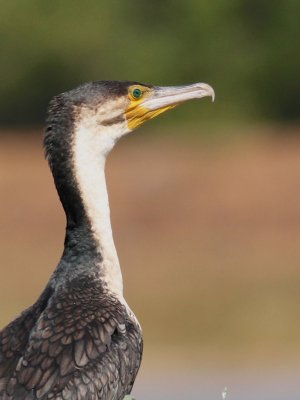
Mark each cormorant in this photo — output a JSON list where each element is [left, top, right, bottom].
[[0, 80, 214, 399]]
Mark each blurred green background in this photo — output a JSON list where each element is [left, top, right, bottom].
[[1, 2, 300, 399], [1, 0, 299, 126]]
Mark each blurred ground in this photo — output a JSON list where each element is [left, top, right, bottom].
[[1, 127, 300, 397]]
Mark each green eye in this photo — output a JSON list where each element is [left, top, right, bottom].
[[132, 88, 142, 99]]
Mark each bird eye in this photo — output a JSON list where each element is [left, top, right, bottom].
[[131, 87, 143, 100]]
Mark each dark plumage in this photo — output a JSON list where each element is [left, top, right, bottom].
[[0, 80, 214, 399], [0, 278, 142, 400]]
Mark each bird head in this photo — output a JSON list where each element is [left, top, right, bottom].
[[46, 80, 214, 159]]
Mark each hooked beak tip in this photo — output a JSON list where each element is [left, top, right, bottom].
[[196, 82, 215, 102], [211, 89, 215, 103]]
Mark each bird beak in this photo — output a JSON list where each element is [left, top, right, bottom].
[[126, 82, 215, 130], [145, 82, 215, 109]]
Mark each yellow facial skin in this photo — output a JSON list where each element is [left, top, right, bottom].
[[125, 85, 176, 131]]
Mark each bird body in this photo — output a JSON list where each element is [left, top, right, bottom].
[[0, 80, 214, 399]]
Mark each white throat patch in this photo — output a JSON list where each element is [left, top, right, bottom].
[[72, 107, 128, 298]]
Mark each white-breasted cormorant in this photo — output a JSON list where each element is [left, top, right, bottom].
[[0, 80, 214, 399]]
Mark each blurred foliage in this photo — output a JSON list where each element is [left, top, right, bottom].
[[0, 0, 299, 125]]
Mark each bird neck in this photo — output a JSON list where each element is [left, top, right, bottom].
[[46, 112, 124, 298], [72, 122, 123, 296]]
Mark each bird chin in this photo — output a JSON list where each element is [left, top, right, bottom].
[[125, 104, 177, 131]]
